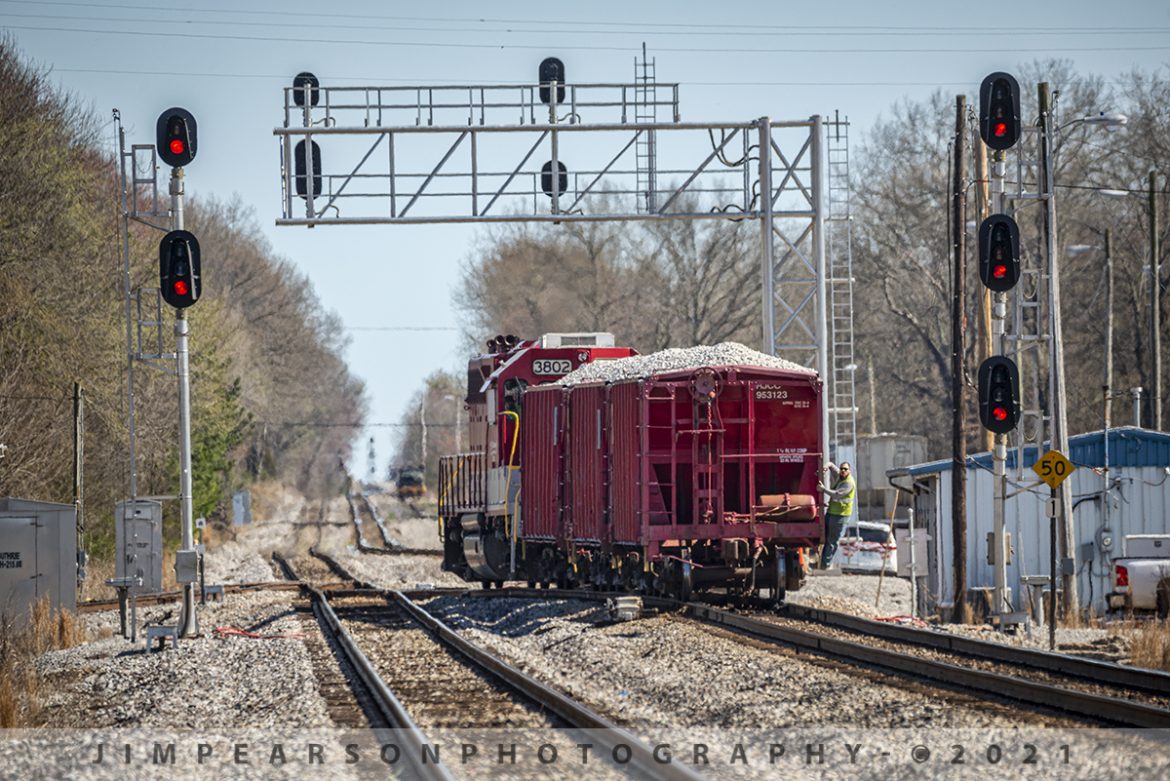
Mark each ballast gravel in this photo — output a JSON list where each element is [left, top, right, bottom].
[[420, 595, 1073, 732], [787, 571, 913, 618], [36, 590, 332, 729], [555, 341, 812, 386]]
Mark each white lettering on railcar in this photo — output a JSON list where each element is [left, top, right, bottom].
[[754, 384, 789, 400]]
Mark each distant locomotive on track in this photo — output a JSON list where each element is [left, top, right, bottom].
[[395, 465, 426, 501], [438, 332, 824, 601]]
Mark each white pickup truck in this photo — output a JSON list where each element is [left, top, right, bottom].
[[1107, 534, 1170, 618]]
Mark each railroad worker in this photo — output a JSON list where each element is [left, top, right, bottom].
[[816, 461, 855, 569]]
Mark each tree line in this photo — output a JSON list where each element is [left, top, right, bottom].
[[0, 39, 366, 559]]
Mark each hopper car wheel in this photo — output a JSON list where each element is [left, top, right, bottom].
[[772, 556, 786, 609], [659, 559, 693, 601], [679, 559, 693, 602]]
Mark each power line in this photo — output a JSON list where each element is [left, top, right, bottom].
[[4, 24, 1167, 55], [2, 1, 1165, 34], [43, 67, 994, 88], [38, 66, 1150, 90], [262, 421, 458, 428], [6, 10, 1170, 39], [347, 326, 458, 332]]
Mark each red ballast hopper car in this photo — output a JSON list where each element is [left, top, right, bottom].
[[438, 334, 823, 601]]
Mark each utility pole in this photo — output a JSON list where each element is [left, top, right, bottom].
[[72, 381, 85, 588], [1038, 82, 1078, 614], [1150, 171, 1162, 431], [974, 132, 994, 454], [867, 357, 877, 435], [1103, 229, 1114, 594], [951, 95, 968, 622]]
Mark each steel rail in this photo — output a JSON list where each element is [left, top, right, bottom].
[[308, 547, 378, 590], [77, 581, 299, 613], [358, 491, 399, 548], [389, 589, 712, 781], [273, 546, 1170, 728], [349, 493, 443, 557], [683, 601, 1170, 728], [782, 602, 1170, 698], [311, 587, 457, 781]]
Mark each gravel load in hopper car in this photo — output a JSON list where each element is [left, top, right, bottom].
[[438, 333, 824, 601]]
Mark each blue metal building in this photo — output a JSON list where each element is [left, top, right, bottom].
[[895, 426, 1170, 614]]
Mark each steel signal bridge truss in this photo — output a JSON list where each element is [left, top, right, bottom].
[[275, 79, 837, 451]]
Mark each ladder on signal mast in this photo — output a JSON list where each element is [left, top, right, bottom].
[[825, 113, 857, 463], [634, 44, 658, 213]]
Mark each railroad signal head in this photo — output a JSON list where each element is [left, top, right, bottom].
[[977, 356, 1020, 434], [978, 214, 1021, 292], [979, 72, 1021, 151], [292, 71, 319, 107], [540, 160, 568, 198], [538, 57, 566, 105], [159, 230, 202, 309], [294, 139, 322, 198], [156, 107, 197, 168]]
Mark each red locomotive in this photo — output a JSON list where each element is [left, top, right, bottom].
[[438, 332, 824, 601]]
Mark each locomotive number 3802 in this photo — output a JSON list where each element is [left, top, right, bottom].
[[532, 358, 573, 375]]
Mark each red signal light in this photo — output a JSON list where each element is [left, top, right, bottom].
[[992, 406, 1008, 422], [170, 138, 186, 155], [994, 122, 1007, 138], [173, 280, 189, 296], [993, 264, 1008, 279]]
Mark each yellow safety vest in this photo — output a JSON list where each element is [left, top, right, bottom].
[[827, 475, 855, 516]]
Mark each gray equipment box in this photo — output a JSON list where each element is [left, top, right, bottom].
[[232, 489, 252, 525], [115, 499, 163, 595], [0, 498, 77, 626]]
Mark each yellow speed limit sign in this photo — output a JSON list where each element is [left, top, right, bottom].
[[1032, 449, 1076, 489]]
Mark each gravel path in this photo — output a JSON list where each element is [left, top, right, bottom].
[[421, 596, 1077, 732]]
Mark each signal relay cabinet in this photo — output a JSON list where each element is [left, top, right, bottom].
[[115, 499, 163, 595], [0, 498, 77, 627]]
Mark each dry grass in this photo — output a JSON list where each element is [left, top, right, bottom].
[[1110, 619, 1170, 671], [0, 598, 85, 727], [79, 555, 114, 602]]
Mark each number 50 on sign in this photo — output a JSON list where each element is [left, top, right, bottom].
[[1032, 449, 1076, 489]]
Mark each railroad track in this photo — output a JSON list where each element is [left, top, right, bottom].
[[446, 587, 1170, 729], [348, 492, 442, 557], [277, 544, 1170, 730], [276, 557, 711, 779], [77, 581, 299, 613]]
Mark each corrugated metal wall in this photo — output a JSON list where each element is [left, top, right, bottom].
[[922, 431, 1170, 612]]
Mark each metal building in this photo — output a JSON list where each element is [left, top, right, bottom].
[[893, 427, 1170, 615], [0, 498, 78, 625]]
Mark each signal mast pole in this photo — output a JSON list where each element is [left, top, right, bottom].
[[991, 145, 1010, 620], [172, 165, 199, 639]]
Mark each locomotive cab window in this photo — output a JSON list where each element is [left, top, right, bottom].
[[503, 378, 528, 413]]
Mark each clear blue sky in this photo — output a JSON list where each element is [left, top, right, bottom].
[[3, 0, 1168, 474]]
